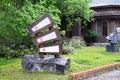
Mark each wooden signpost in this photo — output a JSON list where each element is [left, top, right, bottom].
[[27, 14, 63, 59], [22, 13, 70, 74]]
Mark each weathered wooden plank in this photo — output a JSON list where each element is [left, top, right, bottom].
[[27, 14, 55, 35], [32, 28, 61, 45], [38, 43, 63, 54]]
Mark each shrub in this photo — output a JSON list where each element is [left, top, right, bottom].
[[69, 38, 85, 48], [63, 43, 75, 54], [84, 30, 98, 45], [0, 44, 35, 59], [63, 38, 85, 54]]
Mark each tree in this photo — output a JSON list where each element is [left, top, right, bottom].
[[0, 0, 61, 47], [0, 0, 61, 58], [0, 0, 94, 46], [0, 0, 95, 58], [56, 0, 95, 32]]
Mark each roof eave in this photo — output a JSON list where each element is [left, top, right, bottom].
[[91, 5, 120, 9]]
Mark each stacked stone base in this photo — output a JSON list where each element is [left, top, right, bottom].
[[106, 43, 119, 52], [22, 54, 70, 74]]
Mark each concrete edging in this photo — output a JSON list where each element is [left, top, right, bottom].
[[69, 62, 120, 80]]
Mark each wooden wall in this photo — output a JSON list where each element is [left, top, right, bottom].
[[91, 6, 120, 42]]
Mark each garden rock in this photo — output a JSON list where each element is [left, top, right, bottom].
[[22, 54, 70, 74]]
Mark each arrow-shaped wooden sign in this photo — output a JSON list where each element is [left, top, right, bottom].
[[38, 44, 63, 54], [27, 14, 55, 35], [32, 28, 61, 45]]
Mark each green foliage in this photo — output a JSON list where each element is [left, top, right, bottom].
[[85, 30, 98, 38], [0, 0, 95, 58], [0, 0, 61, 41], [12, 0, 61, 37], [84, 30, 98, 44], [0, 0, 61, 58], [0, 4, 25, 47], [57, 0, 95, 31], [63, 38, 85, 54], [69, 38, 85, 48], [63, 43, 75, 54], [0, 44, 35, 59]]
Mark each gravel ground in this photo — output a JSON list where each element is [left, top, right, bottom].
[[86, 69, 120, 80]]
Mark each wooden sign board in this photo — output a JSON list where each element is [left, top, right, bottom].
[[27, 14, 55, 35], [38, 44, 63, 54], [32, 28, 61, 45]]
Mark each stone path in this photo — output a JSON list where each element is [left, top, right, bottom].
[[87, 69, 120, 80]]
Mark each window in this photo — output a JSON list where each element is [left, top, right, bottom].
[[102, 20, 107, 36], [97, 19, 108, 36]]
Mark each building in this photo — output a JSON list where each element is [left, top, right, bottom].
[[89, 0, 120, 42]]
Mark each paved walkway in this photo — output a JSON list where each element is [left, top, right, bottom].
[[87, 69, 120, 80]]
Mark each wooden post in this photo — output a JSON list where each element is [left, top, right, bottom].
[[54, 54, 59, 58], [39, 52, 44, 59], [54, 41, 61, 58], [35, 33, 44, 59]]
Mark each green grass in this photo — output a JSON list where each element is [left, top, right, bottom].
[[0, 46, 120, 80], [65, 46, 120, 72], [0, 58, 17, 66]]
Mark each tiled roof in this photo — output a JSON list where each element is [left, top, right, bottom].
[[90, 0, 120, 7]]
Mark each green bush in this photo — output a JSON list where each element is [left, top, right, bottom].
[[0, 45, 35, 59], [63, 43, 75, 54], [84, 30, 98, 45], [63, 38, 85, 54], [69, 38, 85, 48]]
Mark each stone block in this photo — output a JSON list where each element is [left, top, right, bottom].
[[22, 54, 70, 74], [106, 44, 119, 52]]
